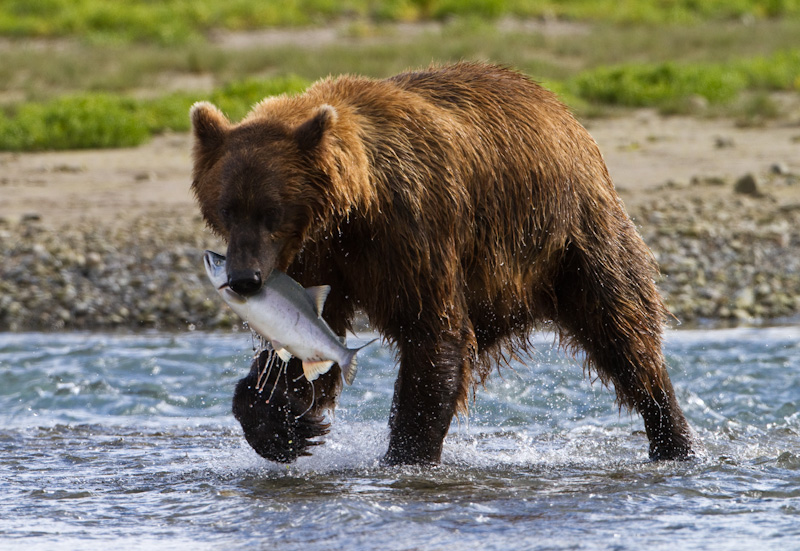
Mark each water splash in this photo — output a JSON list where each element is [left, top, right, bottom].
[[2, 328, 800, 550]]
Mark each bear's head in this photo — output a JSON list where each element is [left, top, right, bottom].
[[190, 101, 343, 296]]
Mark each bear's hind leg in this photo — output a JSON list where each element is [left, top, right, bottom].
[[553, 247, 694, 461], [382, 318, 476, 466]]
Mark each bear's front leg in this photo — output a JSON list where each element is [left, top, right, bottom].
[[383, 320, 476, 466], [232, 349, 341, 463]]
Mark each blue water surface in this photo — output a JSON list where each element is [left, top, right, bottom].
[[1, 327, 798, 550]]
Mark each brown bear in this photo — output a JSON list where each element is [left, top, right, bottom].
[[190, 62, 694, 465]]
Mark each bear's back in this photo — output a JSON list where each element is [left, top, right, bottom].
[[387, 62, 560, 115]]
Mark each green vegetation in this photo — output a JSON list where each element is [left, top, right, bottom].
[[0, 94, 149, 150], [569, 50, 800, 112], [2, 46, 797, 151], [0, 76, 310, 151], [1, 1, 799, 150], [2, 0, 800, 44]]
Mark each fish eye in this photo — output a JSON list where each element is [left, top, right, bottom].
[[214, 258, 224, 267]]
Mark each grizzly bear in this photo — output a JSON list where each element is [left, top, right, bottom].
[[190, 62, 694, 465]]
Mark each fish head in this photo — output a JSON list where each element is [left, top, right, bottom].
[[203, 252, 251, 315], [204, 250, 248, 306], [203, 250, 228, 289]]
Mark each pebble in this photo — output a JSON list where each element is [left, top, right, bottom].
[[714, 136, 735, 148], [770, 162, 790, 175], [734, 173, 761, 196], [133, 171, 154, 181], [0, 216, 229, 331], [52, 163, 85, 174], [634, 175, 800, 325]]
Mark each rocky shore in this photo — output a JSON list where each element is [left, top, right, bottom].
[[634, 170, 800, 325], [1, 167, 798, 332], [0, 213, 232, 332]]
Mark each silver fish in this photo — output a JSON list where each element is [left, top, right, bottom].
[[203, 250, 374, 385]]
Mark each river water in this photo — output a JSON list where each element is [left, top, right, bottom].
[[1, 327, 798, 550]]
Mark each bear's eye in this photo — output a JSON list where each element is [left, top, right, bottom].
[[216, 208, 233, 230], [262, 207, 281, 231]]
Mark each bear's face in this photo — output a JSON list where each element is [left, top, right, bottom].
[[190, 102, 337, 295]]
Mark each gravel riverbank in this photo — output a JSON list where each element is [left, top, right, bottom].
[[1, 170, 798, 332], [635, 172, 800, 325], [0, 214, 229, 332]]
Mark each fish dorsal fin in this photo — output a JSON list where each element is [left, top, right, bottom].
[[302, 360, 335, 382], [305, 285, 331, 317]]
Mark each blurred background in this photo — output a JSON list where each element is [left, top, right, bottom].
[[0, 0, 799, 331], [1, 0, 800, 148]]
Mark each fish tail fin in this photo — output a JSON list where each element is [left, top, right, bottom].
[[341, 349, 358, 386], [341, 338, 378, 386]]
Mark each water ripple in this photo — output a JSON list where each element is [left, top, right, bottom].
[[1, 328, 799, 549]]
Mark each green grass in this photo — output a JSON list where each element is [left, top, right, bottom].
[[2, 0, 800, 44], [566, 49, 800, 113], [0, 76, 310, 151], [5, 16, 800, 102], [0, 0, 350, 44], [1, 3, 800, 151], [570, 63, 748, 108], [0, 94, 152, 151], [2, 46, 797, 151]]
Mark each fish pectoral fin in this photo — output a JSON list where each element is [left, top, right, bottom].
[[302, 360, 335, 382], [305, 285, 331, 317], [274, 347, 292, 363]]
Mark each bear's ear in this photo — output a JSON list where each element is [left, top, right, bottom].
[[190, 101, 229, 153], [295, 104, 338, 152]]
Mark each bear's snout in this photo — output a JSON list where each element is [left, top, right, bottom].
[[228, 269, 263, 297]]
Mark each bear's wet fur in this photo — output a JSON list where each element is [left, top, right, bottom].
[[191, 62, 694, 465]]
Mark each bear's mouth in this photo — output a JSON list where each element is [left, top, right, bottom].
[[218, 282, 243, 297], [219, 284, 247, 305]]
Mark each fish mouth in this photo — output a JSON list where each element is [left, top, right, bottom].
[[218, 282, 246, 302], [217, 282, 237, 294]]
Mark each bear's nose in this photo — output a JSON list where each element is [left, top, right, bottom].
[[228, 269, 263, 297]]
